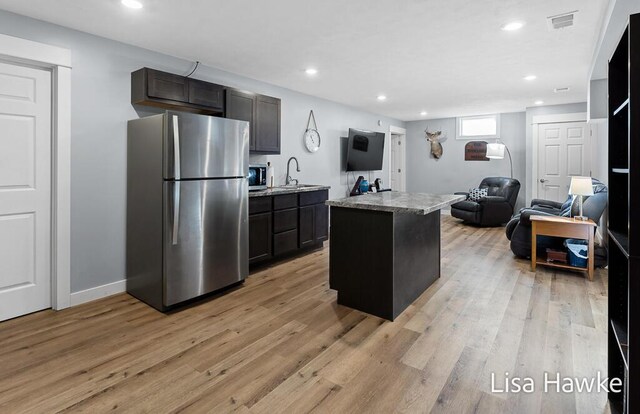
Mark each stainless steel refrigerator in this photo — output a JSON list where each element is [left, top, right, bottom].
[[126, 111, 249, 311]]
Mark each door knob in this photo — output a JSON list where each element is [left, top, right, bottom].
[[539, 179, 547, 183]]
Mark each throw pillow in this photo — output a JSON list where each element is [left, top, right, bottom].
[[468, 187, 488, 202]]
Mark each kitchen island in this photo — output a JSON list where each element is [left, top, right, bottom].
[[326, 192, 465, 321]]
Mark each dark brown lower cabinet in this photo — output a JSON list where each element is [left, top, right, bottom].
[[299, 205, 315, 248], [299, 203, 329, 248], [248, 212, 272, 264], [274, 229, 298, 256], [249, 190, 328, 267]]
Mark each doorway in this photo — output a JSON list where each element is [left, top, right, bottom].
[[532, 114, 591, 203], [0, 34, 72, 321], [389, 126, 406, 192]]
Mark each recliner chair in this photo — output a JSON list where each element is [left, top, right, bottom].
[[451, 177, 521, 227], [505, 178, 607, 259]]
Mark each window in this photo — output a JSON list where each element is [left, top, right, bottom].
[[456, 114, 501, 140]]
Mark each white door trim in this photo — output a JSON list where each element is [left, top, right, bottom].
[[531, 112, 588, 201], [0, 33, 72, 311], [389, 125, 406, 135], [532, 112, 587, 125], [389, 125, 407, 191]]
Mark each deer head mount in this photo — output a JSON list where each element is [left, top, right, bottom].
[[425, 128, 447, 159]]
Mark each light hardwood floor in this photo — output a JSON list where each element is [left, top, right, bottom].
[[0, 216, 610, 413]]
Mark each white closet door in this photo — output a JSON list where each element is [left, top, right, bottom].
[[0, 61, 52, 321]]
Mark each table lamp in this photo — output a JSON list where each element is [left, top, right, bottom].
[[569, 176, 594, 220], [485, 140, 513, 178]]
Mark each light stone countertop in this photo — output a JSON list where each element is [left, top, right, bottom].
[[249, 184, 330, 198], [325, 192, 465, 215]]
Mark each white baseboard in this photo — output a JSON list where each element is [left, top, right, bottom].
[[69, 279, 126, 307]]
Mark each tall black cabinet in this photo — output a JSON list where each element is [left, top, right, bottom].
[[608, 12, 640, 414]]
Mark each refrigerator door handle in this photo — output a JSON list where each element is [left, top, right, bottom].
[[172, 115, 181, 180], [172, 182, 180, 245]]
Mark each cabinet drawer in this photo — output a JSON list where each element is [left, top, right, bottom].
[[273, 194, 298, 210], [299, 190, 328, 206], [273, 208, 298, 233], [249, 196, 271, 215], [273, 229, 298, 256]]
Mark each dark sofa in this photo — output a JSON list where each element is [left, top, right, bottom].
[[505, 178, 607, 259], [451, 177, 521, 227]]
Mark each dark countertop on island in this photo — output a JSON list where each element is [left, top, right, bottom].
[[249, 184, 330, 198], [326, 192, 465, 215]]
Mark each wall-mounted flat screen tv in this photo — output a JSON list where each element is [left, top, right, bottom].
[[345, 128, 385, 171]]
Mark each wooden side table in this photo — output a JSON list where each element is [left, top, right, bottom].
[[530, 215, 597, 281]]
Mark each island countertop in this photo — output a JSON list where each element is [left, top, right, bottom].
[[326, 192, 465, 215]]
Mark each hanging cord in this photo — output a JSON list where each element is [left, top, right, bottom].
[[185, 61, 200, 78], [306, 110, 318, 130]]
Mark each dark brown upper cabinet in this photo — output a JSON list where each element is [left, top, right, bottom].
[[188, 78, 224, 109], [225, 88, 281, 154], [147, 70, 188, 102], [131, 68, 224, 115], [132, 68, 281, 154], [225, 89, 256, 151], [255, 95, 281, 153]]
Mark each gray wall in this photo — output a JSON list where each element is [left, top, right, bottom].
[[405, 112, 527, 210], [589, 78, 608, 120], [0, 10, 403, 293], [524, 102, 588, 205]]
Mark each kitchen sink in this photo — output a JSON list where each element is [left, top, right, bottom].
[[279, 184, 319, 189]]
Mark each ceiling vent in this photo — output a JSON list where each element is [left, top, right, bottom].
[[554, 87, 571, 93], [547, 11, 578, 30]]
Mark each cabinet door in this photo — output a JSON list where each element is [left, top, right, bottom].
[[226, 89, 256, 151], [299, 205, 315, 248], [255, 95, 281, 153], [147, 69, 189, 102], [249, 212, 272, 264], [274, 229, 298, 256], [314, 203, 329, 243], [188, 79, 224, 111]]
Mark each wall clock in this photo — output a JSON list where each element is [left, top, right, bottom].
[[304, 110, 321, 153]]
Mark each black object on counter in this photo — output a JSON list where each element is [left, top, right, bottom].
[[350, 175, 365, 196]]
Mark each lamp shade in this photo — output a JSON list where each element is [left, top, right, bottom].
[[485, 142, 505, 159], [569, 176, 594, 196]]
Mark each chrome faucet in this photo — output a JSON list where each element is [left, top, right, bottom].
[[286, 157, 300, 185]]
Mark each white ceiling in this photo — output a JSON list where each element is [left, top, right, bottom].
[[0, 0, 609, 121]]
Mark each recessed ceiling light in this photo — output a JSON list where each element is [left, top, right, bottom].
[[121, 0, 143, 9], [534, 100, 544, 105], [523, 75, 537, 81], [501, 21, 525, 31], [305, 68, 318, 76], [420, 111, 427, 116], [377, 95, 387, 101]]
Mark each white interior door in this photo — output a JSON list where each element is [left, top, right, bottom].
[[537, 121, 591, 202], [0, 61, 52, 321], [390, 134, 406, 191]]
